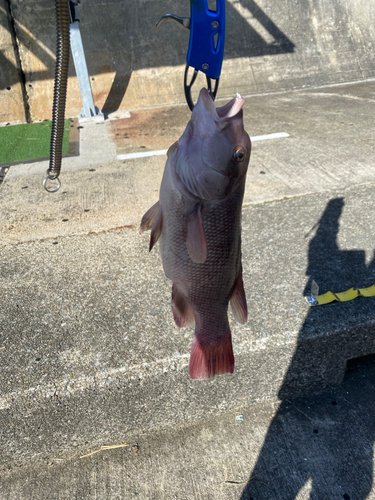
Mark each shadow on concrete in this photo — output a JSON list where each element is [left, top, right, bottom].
[[0, 51, 17, 91], [240, 198, 375, 499], [0, 0, 294, 111], [0, 4, 52, 89], [102, 0, 295, 112]]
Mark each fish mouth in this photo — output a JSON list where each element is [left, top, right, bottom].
[[217, 93, 245, 119], [198, 88, 245, 122]]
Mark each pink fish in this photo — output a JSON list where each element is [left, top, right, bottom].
[[140, 88, 251, 379]]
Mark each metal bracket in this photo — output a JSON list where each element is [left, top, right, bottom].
[[69, 1, 103, 122]]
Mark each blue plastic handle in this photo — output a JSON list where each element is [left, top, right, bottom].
[[187, 0, 226, 80]]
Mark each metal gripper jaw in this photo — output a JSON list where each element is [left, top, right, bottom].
[[156, 0, 226, 111]]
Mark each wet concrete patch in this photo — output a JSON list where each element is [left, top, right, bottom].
[[109, 105, 191, 155]]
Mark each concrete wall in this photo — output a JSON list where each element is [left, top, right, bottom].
[[1, 0, 374, 123], [0, 0, 26, 123]]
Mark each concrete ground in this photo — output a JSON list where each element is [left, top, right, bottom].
[[0, 81, 375, 499]]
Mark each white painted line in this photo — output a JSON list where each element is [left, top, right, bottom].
[[116, 133, 289, 161], [251, 132, 290, 142], [117, 150, 168, 160]]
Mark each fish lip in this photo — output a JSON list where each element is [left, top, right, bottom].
[[196, 89, 245, 124], [216, 93, 245, 120]]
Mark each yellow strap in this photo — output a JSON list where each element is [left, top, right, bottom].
[[359, 284, 375, 297], [306, 284, 375, 306]]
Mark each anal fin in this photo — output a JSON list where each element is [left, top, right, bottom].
[[230, 265, 248, 324], [172, 283, 195, 328], [186, 204, 207, 264]]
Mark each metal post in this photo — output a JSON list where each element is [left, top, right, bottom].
[[69, 1, 103, 122]]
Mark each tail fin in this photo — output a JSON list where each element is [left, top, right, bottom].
[[189, 332, 234, 380]]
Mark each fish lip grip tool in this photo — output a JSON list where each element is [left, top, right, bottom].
[[157, 0, 226, 110]]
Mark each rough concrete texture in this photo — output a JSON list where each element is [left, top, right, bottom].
[[0, 82, 375, 497], [0, 0, 26, 123], [0, 181, 374, 469], [2, 357, 375, 499], [1, 0, 375, 122]]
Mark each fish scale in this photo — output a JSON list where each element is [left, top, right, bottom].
[[162, 193, 242, 299]]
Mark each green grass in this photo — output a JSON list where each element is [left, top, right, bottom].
[[0, 119, 71, 164]]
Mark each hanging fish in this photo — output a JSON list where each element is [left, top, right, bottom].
[[140, 88, 251, 379]]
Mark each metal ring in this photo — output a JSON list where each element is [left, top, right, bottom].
[[43, 175, 61, 193]]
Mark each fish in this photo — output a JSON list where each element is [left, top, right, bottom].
[[140, 88, 251, 379]]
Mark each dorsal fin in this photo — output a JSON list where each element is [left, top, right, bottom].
[[186, 204, 207, 264], [149, 207, 163, 252], [140, 201, 161, 234]]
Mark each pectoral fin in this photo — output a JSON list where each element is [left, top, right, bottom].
[[140, 201, 160, 234], [149, 208, 163, 252], [167, 141, 178, 157], [230, 266, 248, 324], [186, 204, 207, 264]]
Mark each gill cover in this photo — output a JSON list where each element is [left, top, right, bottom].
[[176, 89, 250, 201]]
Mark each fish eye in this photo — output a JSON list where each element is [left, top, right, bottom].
[[234, 147, 246, 162]]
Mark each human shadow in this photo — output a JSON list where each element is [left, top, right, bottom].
[[240, 198, 375, 499]]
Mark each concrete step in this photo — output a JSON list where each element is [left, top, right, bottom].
[[2, 81, 375, 244], [0, 83, 375, 474], [0, 182, 374, 469]]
